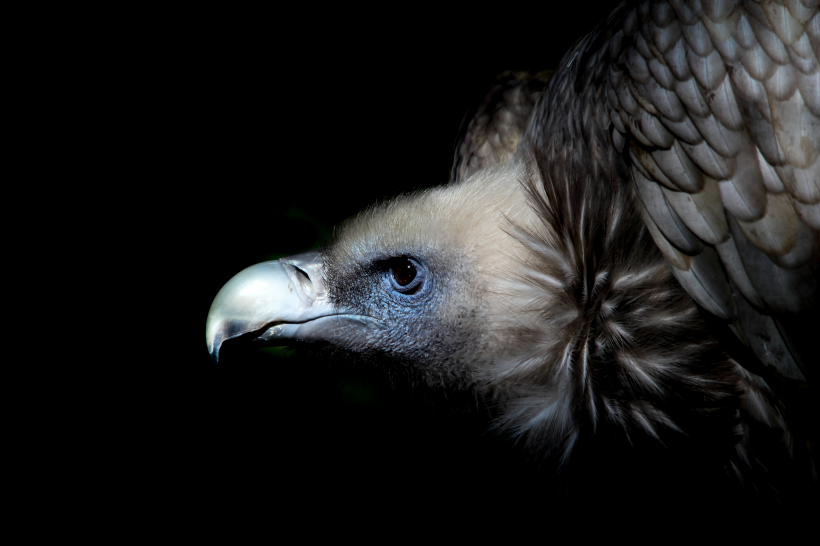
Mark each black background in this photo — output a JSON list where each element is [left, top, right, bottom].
[[31, 1, 810, 534]]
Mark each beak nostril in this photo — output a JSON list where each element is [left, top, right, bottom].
[[280, 250, 327, 304], [293, 266, 313, 295]]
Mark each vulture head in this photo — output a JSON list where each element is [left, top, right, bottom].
[[206, 0, 818, 506], [208, 162, 539, 372]]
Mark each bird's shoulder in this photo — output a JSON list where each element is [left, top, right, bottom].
[[535, 0, 819, 387]]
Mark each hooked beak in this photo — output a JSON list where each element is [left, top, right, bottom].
[[205, 250, 369, 363]]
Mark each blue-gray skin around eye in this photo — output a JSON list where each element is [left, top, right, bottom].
[[324, 248, 485, 373]]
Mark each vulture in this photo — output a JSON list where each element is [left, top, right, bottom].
[[207, 0, 819, 510]]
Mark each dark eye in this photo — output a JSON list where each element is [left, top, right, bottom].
[[386, 257, 426, 295], [392, 259, 416, 287]]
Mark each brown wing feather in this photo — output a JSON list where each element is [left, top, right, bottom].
[[521, 0, 817, 494], [607, 0, 819, 383], [450, 70, 553, 183]]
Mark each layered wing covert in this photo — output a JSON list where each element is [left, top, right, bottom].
[[604, 0, 819, 384]]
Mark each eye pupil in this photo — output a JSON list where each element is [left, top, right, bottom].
[[393, 259, 416, 287]]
